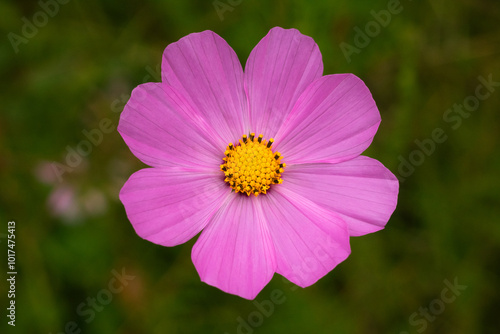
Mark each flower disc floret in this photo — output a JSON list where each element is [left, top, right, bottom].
[[220, 133, 285, 196]]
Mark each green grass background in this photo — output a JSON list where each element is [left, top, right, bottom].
[[1, 0, 499, 333]]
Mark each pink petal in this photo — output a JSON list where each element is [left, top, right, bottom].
[[281, 156, 399, 236], [162, 30, 248, 144], [120, 168, 229, 247], [275, 74, 381, 164], [192, 195, 276, 300], [118, 82, 223, 169], [244, 27, 323, 138], [261, 187, 351, 287]]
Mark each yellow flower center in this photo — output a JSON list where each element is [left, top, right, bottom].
[[220, 133, 285, 196]]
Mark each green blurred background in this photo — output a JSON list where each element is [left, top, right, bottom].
[[1, 0, 499, 333]]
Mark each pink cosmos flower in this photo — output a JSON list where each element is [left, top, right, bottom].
[[118, 27, 398, 300]]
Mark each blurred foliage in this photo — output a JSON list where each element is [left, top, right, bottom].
[[1, 0, 499, 333]]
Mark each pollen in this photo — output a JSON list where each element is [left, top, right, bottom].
[[220, 133, 285, 196]]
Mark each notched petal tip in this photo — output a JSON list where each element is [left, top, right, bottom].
[[245, 26, 323, 138], [161, 28, 248, 144], [260, 189, 351, 288], [281, 156, 399, 237], [191, 196, 277, 300], [275, 73, 382, 164]]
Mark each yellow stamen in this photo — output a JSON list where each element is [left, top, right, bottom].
[[221, 134, 285, 196]]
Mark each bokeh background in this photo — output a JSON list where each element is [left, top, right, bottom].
[[1, 0, 499, 333]]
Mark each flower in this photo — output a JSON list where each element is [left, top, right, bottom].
[[118, 27, 399, 300]]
